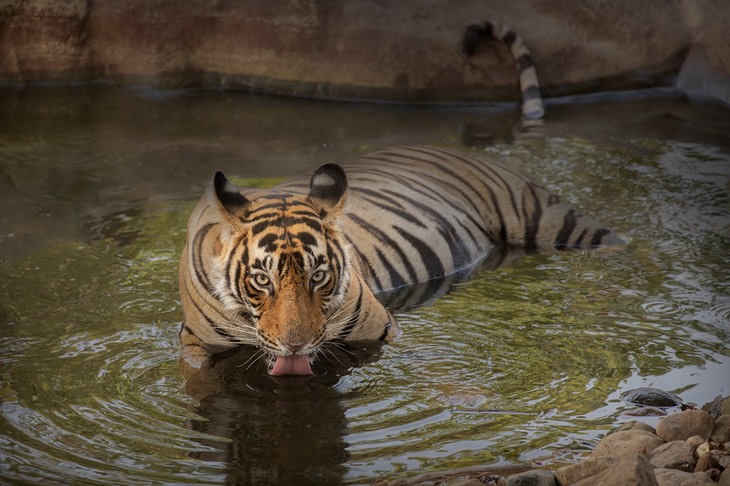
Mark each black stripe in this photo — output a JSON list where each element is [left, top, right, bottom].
[[356, 189, 427, 228], [381, 188, 472, 267], [183, 280, 237, 340], [337, 285, 363, 339], [575, 229, 588, 247], [395, 227, 445, 282], [404, 146, 515, 219], [346, 213, 419, 284], [361, 151, 500, 239], [590, 229, 611, 247], [522, 183, 542, 249], [522, 84, 542, 100], [516, 53, 534, 72], [502, 30, 517, 47], [374, 247, 407, 289], [192, 223, 218, 294], [554, 209, 577, 249], [360, 149, 507, 244], [356, 166, 486, 232]]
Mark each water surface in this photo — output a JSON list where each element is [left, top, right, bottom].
[[1, 87, 729, 484]]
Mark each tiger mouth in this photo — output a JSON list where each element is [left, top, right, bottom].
[[268, 354, 313, 376]]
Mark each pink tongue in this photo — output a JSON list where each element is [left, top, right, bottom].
[[269, 355, 313, 376]]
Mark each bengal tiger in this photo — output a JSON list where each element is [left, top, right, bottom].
[[177, 22, 622, 376]]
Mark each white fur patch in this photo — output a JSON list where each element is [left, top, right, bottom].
[[313, 173, 336, 187]]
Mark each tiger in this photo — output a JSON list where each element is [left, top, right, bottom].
[[177, 22, 622, 376]]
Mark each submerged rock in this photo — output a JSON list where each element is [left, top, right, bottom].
[[620, 387, 683, 408], [504, 469, 555, 486]]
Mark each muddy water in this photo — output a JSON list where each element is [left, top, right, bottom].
[[0, 87, 728, 484]]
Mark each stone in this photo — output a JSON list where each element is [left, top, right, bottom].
[[720, 468, 730, 486], [612, 420, 656, 435], [705, 469, 722, 482], [590, 429, 665, 459], [505, 469, 555, 486], [449, 479, 485, 486], [655, 409, 715, 442], [711, 414, 730, 443], [686, 435, 706, 448], [573, 454, 657, 486], [554, 457, 618, 485], [695, 452, 717, 472], [710, 450, 730, 469], [654, 468, 714, 486], [624, 407, 668, 417], [705, 395, 730, 419], [620, 387, 683, 407], [648, 440, 696, 471]]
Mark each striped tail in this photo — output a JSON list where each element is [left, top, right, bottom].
[[462, 21, 545, 120]]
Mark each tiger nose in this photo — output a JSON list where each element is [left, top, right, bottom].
[[284, 342, 305, 354]]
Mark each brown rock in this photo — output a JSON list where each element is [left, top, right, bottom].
[[720, 468, 730, 486], [624, 407, 668, 417], [686, 435, 706, 448], [695, 452, 717, 472], [554, 457, 618, 485], [590, 430, 665, 459], [705, 396, 730, 419], [710, 450, 730, 469], [648, 441, 696, 471], [612, 420, 657, 435], [504, 469, 555, 486], [711, 414, 730, 444], [573, 454, 657, 486], [705, 469, 721, 482], [656, 409, 714, 442], [654, 468, 714, 486]]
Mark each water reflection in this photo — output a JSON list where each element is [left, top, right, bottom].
[[182, 343, 383, 485]]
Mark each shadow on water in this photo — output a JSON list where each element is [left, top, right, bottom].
[[182, 342, 384, 485]]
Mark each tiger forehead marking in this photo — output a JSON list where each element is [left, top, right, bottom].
[[246, 196, 329, 270]]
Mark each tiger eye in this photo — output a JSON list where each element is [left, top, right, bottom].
[[311, 270, 326, 283], [254, 274, 270, 287]]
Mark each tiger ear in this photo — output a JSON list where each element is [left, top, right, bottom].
[[307, 163, 348, 221], [212, 171, 249, 221]]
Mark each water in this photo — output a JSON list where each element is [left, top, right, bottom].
[[1, 87, 729, 485]]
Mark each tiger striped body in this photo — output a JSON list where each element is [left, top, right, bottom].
[[179, 146, 620, 374]]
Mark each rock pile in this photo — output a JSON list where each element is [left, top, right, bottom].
[[503, 395, 730, 486], [377, 394, 730, 485]]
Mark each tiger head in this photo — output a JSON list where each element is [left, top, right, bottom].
[[209, 164, 371, 375]]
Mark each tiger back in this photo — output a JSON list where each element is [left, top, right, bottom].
[[178, 145, 621, 375]]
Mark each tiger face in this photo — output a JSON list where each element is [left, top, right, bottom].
[[210, 164, 352, 375]]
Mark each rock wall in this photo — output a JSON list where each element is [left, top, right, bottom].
[[1, 0, 728, 104]]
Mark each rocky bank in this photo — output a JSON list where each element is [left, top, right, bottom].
[[375, 394, 730, 486], [1, 0, 729, 104]]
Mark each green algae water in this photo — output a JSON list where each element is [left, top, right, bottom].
[[1, 88, 728, 484]]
